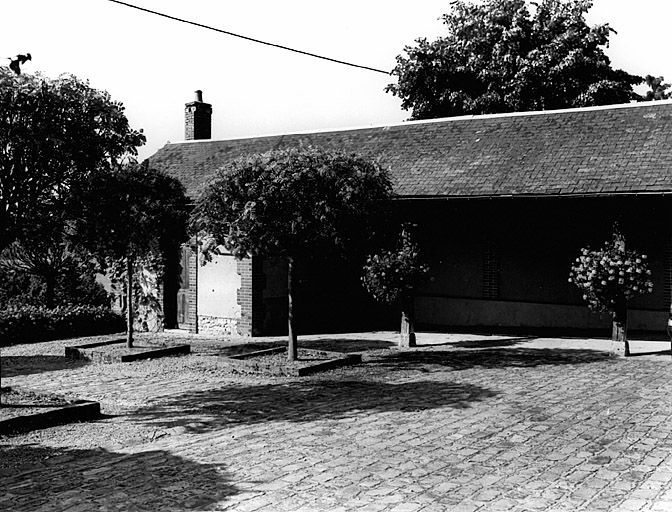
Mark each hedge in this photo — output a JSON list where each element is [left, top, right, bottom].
[[0, 305, 125, 346]]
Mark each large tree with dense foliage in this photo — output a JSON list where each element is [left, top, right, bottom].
[[386, 0, 643, 119], [0, 211, 105, 309], [0, 68, 145, 254], [73, 163, 190, 348], [193, 147, 393, 360]]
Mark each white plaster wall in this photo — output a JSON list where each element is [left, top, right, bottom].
[[197, 252, 241, 319]]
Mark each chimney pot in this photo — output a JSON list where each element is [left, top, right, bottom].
[[195, 90, 203, 102]]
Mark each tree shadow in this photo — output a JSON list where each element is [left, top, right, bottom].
[[190, 338, 395, 356], [0, 444, 237, 511], [299, 338, 396, 352], [191, 341, 285, 357], [438, 336, 536, 349], [1, 355, 89, 378], [366, 347, 616, 372], [131, 379, 497, 434]]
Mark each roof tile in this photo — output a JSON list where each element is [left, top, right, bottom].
[[148, 101, 672, 200]]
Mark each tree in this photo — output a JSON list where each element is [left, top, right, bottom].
[[0, 68, 145, 254], [362, 227, 429, 347], [642, 75, 670, 101], [73, 163, 190, 348], [193, 147, 393, 360], [386, 0, 642, 119], [569, 226, 653, 355]]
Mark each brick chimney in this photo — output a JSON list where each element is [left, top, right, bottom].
[[184, 90, 212, 140]]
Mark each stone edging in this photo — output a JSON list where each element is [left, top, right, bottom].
[[0, 400, 101, 435], [65, 339, 191, 363]]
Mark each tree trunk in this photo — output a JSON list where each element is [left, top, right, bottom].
[[399, 295, 416, 348], [287, 256, 298, 361], [667, 304, 672, 357], [44, 273, 56, 309], [126, 256, 134, 349], [612, 298, 628, 356]]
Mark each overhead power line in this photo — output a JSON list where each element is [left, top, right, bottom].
[[106, 0, 391, 75]]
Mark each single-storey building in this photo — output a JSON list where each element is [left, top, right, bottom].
[[148, 92, 672, 337]]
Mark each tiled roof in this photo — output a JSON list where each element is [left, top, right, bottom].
[[148, 101, 672, 200]]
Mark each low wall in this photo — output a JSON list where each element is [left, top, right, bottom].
[[198, 315, 241, 336], [416, 296, 667, 332]]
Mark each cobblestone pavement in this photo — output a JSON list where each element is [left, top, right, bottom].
[[1, 332, 671, 511]]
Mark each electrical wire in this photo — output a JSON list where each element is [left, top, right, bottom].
[[106, 0, 391, 75]]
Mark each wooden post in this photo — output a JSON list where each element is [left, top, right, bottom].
[[287, 256, 298, 361], [399, 296, 416, 348], [611, 299, 628, 356]]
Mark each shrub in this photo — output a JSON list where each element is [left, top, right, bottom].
[[0, 305, 124, 346], [362, 229, 429, 305], [569, 232, 653, 314]]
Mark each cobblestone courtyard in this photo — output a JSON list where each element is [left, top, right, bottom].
[[1, 332, 671, 511]]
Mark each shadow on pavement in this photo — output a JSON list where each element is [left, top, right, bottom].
[[190, 338, 396, 357], [440, 336, 535, 349], [367, 347, 616, 371], [132, 379, 497, 434], [1, 355, 89, 378], [0, 444, 237, 511], [300, 338, 397, 352]]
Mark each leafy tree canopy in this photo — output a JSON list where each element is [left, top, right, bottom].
[[386, 0, 643, 119], [194, 147, 393, 260], [0, 69, 145, 252], [73, 163, 190, 265], [642, 75, 670, 101]]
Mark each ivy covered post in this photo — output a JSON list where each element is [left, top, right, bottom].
[[569, 226, 653, 355], [362, 228, 429, 347]]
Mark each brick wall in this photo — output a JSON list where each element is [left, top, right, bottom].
[[483, 239, 500, 299], [188, 244, 198, 333], [236, 257, 265, 336], [665, 238, 672, 309]]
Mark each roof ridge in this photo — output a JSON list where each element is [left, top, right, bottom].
[[166, 99, 672, 146]]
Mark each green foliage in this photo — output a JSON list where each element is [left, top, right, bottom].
[[0, 68, 145, 252], [73, 163, 190, 264], [0, 263, 109, 310], [386, 0, 642, 119], [193, 147, 393, 260], [0, 304, 124, 346], [0, 217, 107, 308], [569, 230, 653, 314], [362, 229, 429, 305], [642, 75, 671, 101]]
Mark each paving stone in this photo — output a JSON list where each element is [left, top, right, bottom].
[[2, 333, 671, 511]]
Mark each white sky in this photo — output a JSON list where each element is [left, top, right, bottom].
[[2, 0, 671, 161]]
